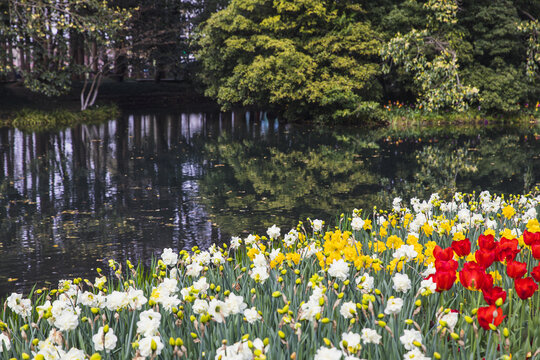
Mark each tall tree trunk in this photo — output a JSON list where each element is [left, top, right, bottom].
[[70, 30, 85, 80], [18, 44, 26, 73], [115, 52, 127, 82], [92, 41, 98, 73], [154, 61, 164, 83], [24, 36, 31, 72], [80, 72, 103, 110], [7, 38, 15, 81]]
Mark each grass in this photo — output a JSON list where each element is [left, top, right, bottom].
[[0, 105, 120, 133]]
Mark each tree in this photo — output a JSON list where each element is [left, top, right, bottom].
[[0, 0, 132, 110], [458, 0, 532, 112], [519, 17, 540, 82], [122, 0, 193, 82], [196, 0, 382, 122], [380, 0, 479, 112]]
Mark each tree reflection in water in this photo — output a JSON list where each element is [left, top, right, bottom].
[[0, 111, 538, 295]]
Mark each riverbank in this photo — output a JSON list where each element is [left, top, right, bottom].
[[1, 81, 539, 130], [383, 101, 540, 127], [0, 80, 218, 115]]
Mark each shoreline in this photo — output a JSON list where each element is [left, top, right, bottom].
[[1, 81, 539, 130]]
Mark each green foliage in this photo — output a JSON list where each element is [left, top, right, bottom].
[[518, 18, 540, 81], [378, 0, 540, 114], [381, 0, 479, 112], [1, 0, 539, 118], [0, 0, 131, 97], [457, 0, 531, 112], [196, 0, 381, 122], [464, 65, 526, 112], [0, 105, 120, 133]]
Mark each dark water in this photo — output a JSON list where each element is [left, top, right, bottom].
[[0, 111, 539, 296]]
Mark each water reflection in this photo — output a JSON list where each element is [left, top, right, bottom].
[[0, 112, 538, 295]]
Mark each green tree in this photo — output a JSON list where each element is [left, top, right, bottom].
[[122, 0, 193, 82], [380, 0, 479, 111], [0, 0, 132, 110], [458, 0, 532, 112], [519, 17, 540, 82], [196, 0, 381, 122]]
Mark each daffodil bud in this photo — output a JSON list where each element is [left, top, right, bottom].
[[439, 320, 448, 327]]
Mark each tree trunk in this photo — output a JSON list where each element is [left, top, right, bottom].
[[115, 52, 127, 82], [92, 41, 98, 73], [154, 61, 164, 83], [70, 30, 85, 80], [6, 38, 15, 81], [80, 72, 103, 110]]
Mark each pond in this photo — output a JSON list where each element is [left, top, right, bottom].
[[0, 111, 539, 296]]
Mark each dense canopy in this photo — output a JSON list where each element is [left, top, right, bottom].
[[0, 0, 539, 120]]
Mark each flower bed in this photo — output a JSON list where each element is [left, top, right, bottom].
[[1, 191, 540, 360]]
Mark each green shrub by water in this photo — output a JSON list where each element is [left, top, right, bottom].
[[0, 105, 120, 133]]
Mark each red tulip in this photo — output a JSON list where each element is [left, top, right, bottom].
[[482, 286, 507, 306], [459, 262, 489, 291], [496, 237, 520, 262], [452, 238, 471, 257], [434, 245, 454, 261], [523, 230, 540, 246], [514, 277, 539, 299], [477, 305, 505, 330], [435, 259, 459, 273], [532, 264, 540, 283], [478, 234, 497, 250], [483, 273, 494, 290], [475, 248, 496, 269], [506, 260, 527, 279], [532, 243, 540, 260], [429, 270, 456, 292]]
